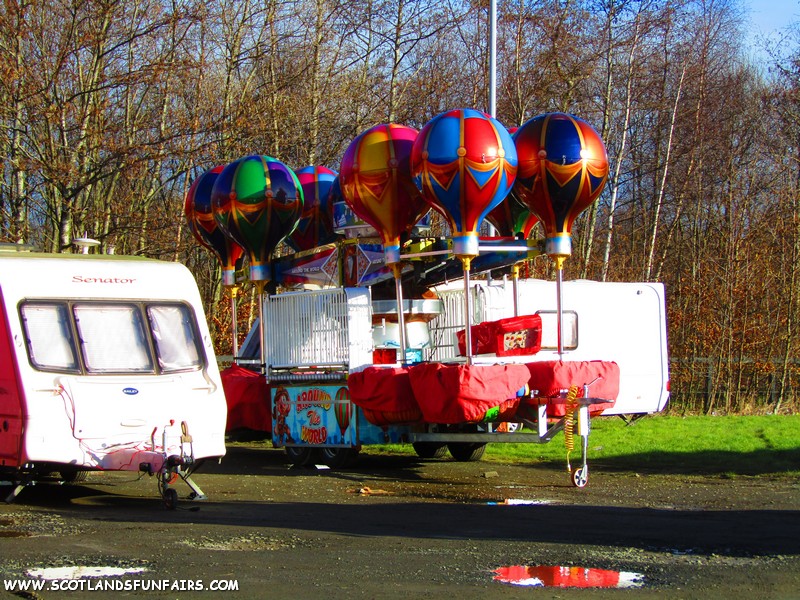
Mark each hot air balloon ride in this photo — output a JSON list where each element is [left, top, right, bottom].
[[339, 123, 430, 361], [512, 112, 609, 354], [184, 165, 246, 355], [211, 154, 304, 369], [411, 108, 518, 362]]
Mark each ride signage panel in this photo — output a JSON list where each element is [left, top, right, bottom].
[[272, 384, 357, 448]]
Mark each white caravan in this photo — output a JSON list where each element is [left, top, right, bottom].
[[428, 278, 671, 416], [0, 252, 227, 507]]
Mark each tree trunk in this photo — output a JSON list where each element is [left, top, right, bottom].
[[645, 63, 686, 281]]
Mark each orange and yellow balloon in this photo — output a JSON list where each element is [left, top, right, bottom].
[[339, 124, 429, 264]]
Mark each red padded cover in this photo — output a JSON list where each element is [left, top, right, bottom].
[[524, 360, 620, 417], [348, 366, 423, 425], [220, 364, 272, 432], [408, 363, 531, 424]]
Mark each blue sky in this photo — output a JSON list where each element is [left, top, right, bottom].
[[747, 0, 797, 37], [744, 0, 797, 63]]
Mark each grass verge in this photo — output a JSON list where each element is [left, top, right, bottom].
[[363, 414, 800, 477]]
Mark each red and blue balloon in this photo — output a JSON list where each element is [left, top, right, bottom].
[[411, 108, 518, 258], [512, 112, 608, 264]]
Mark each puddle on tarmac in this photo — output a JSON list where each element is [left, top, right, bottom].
[[27, 566, 147, 580], [487, 499, 552, 506], [493, 565, 646, 588]]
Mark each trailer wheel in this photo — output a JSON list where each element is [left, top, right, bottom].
[[319, 447, 360, 469], [447, 443, 486, 462], [571, 466, 588, 488], [412, 442, 447, 459], [285, 446, 320, 467], [163, 488, 178, 510]]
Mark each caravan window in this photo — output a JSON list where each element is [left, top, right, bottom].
[[20, 304, 79, 372], [19, 300, 204, 375], [74, 304, 154, 373], [537, 310, 579, 351], [147, 304, 202, 372]]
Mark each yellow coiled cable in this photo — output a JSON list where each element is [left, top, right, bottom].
[[563, 385, 580, 472]]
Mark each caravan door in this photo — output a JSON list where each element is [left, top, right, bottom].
[[0, 289, 24, 468]]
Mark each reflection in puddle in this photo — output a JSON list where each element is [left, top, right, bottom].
[[487, 499, 552, 505], [493, 565, 645, 588], [27, 566, 147, 580]]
